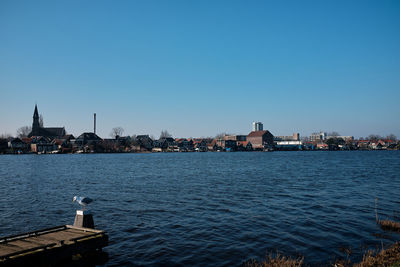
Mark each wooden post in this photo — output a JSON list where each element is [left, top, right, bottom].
[[73, 210, 95, 229]]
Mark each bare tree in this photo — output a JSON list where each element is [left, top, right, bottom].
[[39, 114, 44, 127], [110, 127, 124, 138], [0, 133, 12, 139], [160, 130, 172, 139], [17, 126, 32, 138], [215, 132, 230, 139], [368, 134, 382, 141], [327, 132, 340, 137], [386, 134, 397, 141]]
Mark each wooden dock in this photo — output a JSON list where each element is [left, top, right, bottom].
[[0, 225, 108, 266]]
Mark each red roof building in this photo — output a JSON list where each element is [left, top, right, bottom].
[[247, 130, 274, 150]]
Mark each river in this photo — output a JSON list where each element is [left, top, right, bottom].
[[0, 151, 399, 266]]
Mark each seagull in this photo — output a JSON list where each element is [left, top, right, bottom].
[[73, 196, 93, 210]]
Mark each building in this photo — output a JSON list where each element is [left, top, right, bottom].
[[252, 122, 263, 132], [247, 130, 274, 150], [309, 132, 326, 142], [275, 140, 302, 150], [8, 138, 29, 153], [30, 136, 56, 153], [75, 132, 102, 146], [215, 138, 237, 151], [28, 105, 66, 138], [224, 135, 247, 141], [237, 141, 253, 151], [275, 133, 300, 141], [135, 135, 154, 151]]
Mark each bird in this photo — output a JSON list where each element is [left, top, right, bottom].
[[73, 196, 93, 210]]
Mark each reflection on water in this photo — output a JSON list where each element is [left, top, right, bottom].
[[60, 251, 109, 267], [0, 151, 400, 266]]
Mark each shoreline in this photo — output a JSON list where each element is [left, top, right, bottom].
[[1, 149, 399, 155]]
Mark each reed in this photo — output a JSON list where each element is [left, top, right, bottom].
[[245, 253, 304, 267], [354, 242, 400, 267], [378, 219, 400, 233]]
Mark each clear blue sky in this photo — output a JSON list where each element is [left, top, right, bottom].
[[1, 0, 399, 138]]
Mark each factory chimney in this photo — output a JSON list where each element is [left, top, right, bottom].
[[94, 113, 96, 134]]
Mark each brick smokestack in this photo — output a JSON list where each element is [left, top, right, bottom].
[[94, 113, 96, 134]]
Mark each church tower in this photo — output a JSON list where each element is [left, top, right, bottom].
[[31, 104, 41, 136]]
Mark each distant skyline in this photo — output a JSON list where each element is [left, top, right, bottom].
[[1, 1, 399, 138]]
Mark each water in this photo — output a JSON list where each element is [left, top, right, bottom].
[[0, 151, 400, 266]]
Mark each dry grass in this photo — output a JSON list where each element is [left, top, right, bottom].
[[245, 218, 400, 267], [378, 220, 400, 233], [245, 243, 400, 267], [354, 242, 400, 267], [245, 253, 304, 267]]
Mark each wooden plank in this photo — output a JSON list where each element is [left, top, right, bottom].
[[40, 231, 86, 241], [29, 236, 65, 244], [0, 224, 108, 265], [0, 245, 21, 256], [19, 237, 54, 246], [64, 228, 92, 235], [66, 225, 104, 233], [7, 240, 38, 250], [0, 226, 66, 243]]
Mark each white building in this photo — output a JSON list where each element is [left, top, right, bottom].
[[252, 122, 263, 132], [310, 131, 326, 142]]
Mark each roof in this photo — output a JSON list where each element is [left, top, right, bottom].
[[28, 127, 65, 138], [44, 127, 65, 136], [136, 135, 151, 139], [63, 134, 75, 140], [247, 130, 271, 137], [34, 104, 39, 117], [160, 137, 175, 142], [237, 141, 249, 146], [10, 137, 23, 143], [21, 137, 32, 144], [76, 132, 102, 141], [52, 139, 65, 145]]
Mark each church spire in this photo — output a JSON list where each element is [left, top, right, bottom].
[[33, 104, 39, 119], [32, 104, 40, 135]]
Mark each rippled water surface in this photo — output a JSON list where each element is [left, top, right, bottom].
[[1, 151, 400, 266]]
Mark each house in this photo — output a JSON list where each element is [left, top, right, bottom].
[[8, 138, 28, 153], [63, 134, 75, 141], [237, 141, 253, 151], [193, 139, 208, 152], [316, 143, 329, 150], [207, 140, 219, 151], [135, 135, 154, 151], [158, 137, 177, 151], [369, 140, 387, 150], [75, 132, 102, 146], [215, 138, 237, 151], [247, 130, 274, 150], [153, 139, 169, 151], [30, 136, 56, 153], [357, 140, 370, 150], [176, 138, 194, 152]]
